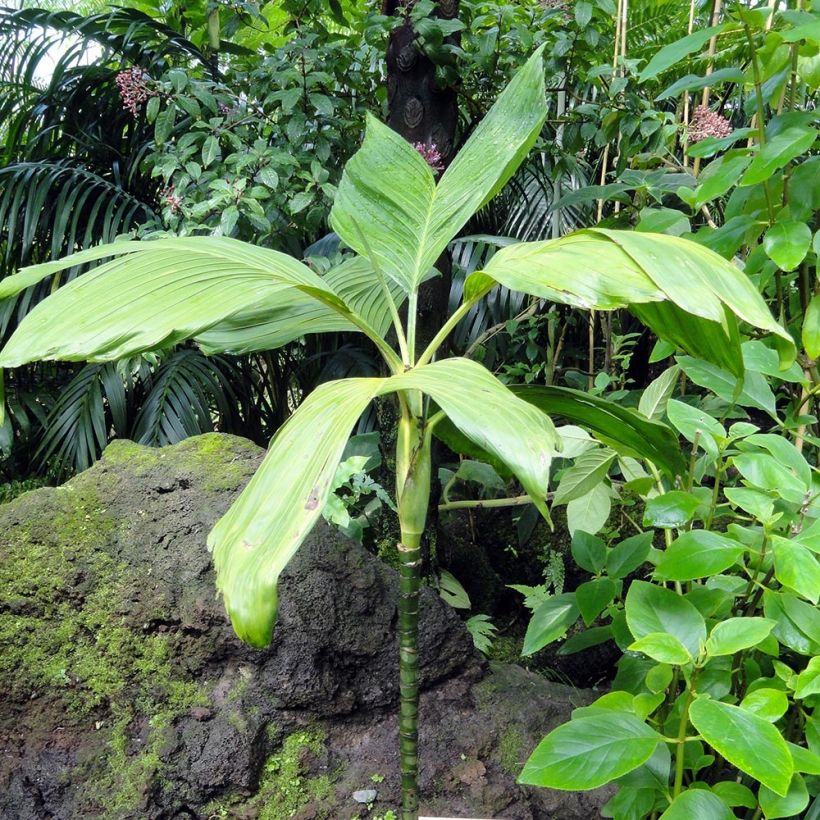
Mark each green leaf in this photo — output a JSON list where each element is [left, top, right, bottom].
[[772, 537, 820, 604], [657, 67, 746, 101], [201, 134, 220, 167], [744, 433, 812, 487], [694, 153, 752, 207], [639, 24, 728, 82], [638, 366, 679, 420], [763, 590, 820, 657], [625, 580, 706, 657], [732, 453, 807, 504], [0, 238, 362, 367], [519, 713, 663, 790], [803, 293, 820, 359], [567, 482, 611, 536], [789, 741, 820, 774], [759, 774, 809, 819], [711, 780, 757, 809], [522, 593, 579, 655], [689, 697, 793, 796], [558, 625, 613, 656], [643, 491, 700, 528], [606, 532, 653, 579], [553, 447, 616, 505], [576, 578, 619, 626], [571, 530, 606, 574], [154, 105, 176, 144], [677, 356, 777, 417], [741, 126, 818, 186], [510, 384, 686, 480], [658, 789, 735, 820], [740, 688, 788, 723], [666, 399, 724, 458], [331, 48, 547, 295], [795, 656, 820, 700], [209, 377, 384, 646], [705, 617, 775, 657], [654, 530, 745, 582], [764, 220, 813, 271], [220, 205, 239, 236], [629, 632, 691, 665]]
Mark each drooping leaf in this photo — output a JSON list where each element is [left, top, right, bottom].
[[571, 530, 607, 574], [741, 126, 819, 186], [522, 593, 579, 655], [689, 697, 793, 796], [639, 24, 728, 82], [758, 774, 810, 820], [567, 482, 612, 536], [654, 531, 745, 581], [764, 221, 813, 271], [519, 713, 663, 790], [553, 447, 616, 505], [638, 366, 679, 420], [643, 491, 700, 528], [771, 537, 820, 604], [330, 48, 547, 294]]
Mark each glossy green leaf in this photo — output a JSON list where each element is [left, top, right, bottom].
[[772, 537, 820, 604], [795, 657, 820, 700], [0, 237, 366, 367], [705, 617, 775, 657], [732, 453, 807, 504], [759, 774, 809, 819], [658, 789, 734, 820], [629, 632, 691, 665], [764, 590, 820, 657], [571, 530, 606, 574], [744, 433, 812, 488], [740, 688, 788, 723], [330, 48, 547, 294], [510, 384, 686, 479], [606, 532, 653, 579], [643, 491, 700, 528], [576, 578, 619, 626], [553, 447, 616, 505], [625, 580, 706, 657], [522, 593, 579, 655], [741, 126, 818, 186], [558, 625, 613, 656], [711, 780, 757, 809], [654, 531, 745, 582], [666, 399, 724, 458], [567, 482, 612, 536], [638, 366, 679, 420], [519, 713, 663, 790], [803, 293, 820, 359], [689, 697, 793, 796], [638, 24, 727, 81], [677, 356, 777, 417], [694, 152, 752, 207], [763, 221, 813, 271], [789, 740, 820, 774]]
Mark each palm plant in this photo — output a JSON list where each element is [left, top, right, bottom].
[[0, 50, 792, 819]]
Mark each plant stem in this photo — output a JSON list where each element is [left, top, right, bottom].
[[673, 674, 698, 798], [395, 408, 432, 820], [438, 493, 544, 512]]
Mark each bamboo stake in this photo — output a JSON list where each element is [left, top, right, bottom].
[[596, 0, 623, 222], [692, 0, 723, 177], [682, 0, 697, 167]]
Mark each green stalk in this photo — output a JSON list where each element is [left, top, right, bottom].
[[673, 671, 698, 798], [395, 403, 432, 820]]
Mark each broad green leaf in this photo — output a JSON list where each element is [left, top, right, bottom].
[[789, 741, 820, 774], [764, 590, 820, 657], [510, 384, 686, 479], [558, 625, 613, 656], [689, 697, 793, 796], [567, 482, 612, 536], [741, 126, 818, 186], [519, 713, 663, 790], [629, 632, 691, 665], [694, 152, 752, 208], [803, 293, 820, 359], [658, 789, 734, 820], [639, 24, 728, 82], [636, 207, 690, 235], [209, 377, 384, 646], [643, 491, 700, 528], [677, 356, 777, 417], [396, 358, 558, 520], [705, 617, 775, 657], [625, 580, 706, 657], [772, 537, 820, 604], [795, 657, 820, 700], [742, 340, 806, 385], [555, 424, 595, 458], [576, 578, 619, 626], [657, 67, 746, 101], [711, 780, 757, 809], [638, 366, 679, 420], [571, 530, 606, 574], [759, 774, 809, 819], [654, 531, 745, 582], [0, 237, 366, 367], [330, 48, 547, 294], [724, 488, 773, 522], [764, 221, 813, 271], [740, 688, 788, 722], [744, 433, 812, 487], [522, 593, 579, 655], [606, 532, 653, 579], [666, 398, 724, 458], [553, 447, 616, 505], [732, 453, 807, 504]]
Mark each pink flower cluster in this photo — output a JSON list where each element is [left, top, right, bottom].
[[688, 105, 733, 143], [115, 67, 154, 117], [412, 141, 445, 173], [160, 185, 182, 215]]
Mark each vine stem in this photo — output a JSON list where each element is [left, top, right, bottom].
[[673, 672, 698, 798]]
